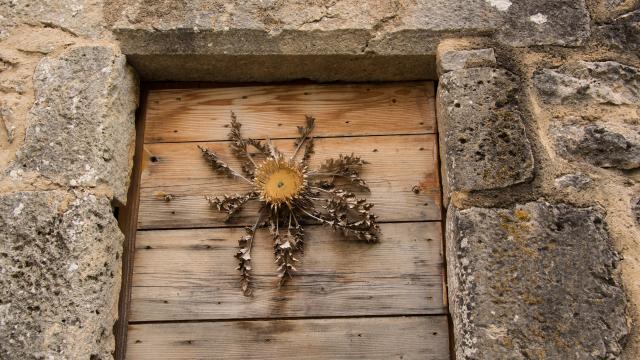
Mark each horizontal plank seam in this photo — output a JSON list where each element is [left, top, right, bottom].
[[145, 81, 435, 91], [136, 219, 444, 232], [128, 313, 449, 326], [130, 272, 445, 281], [144, 131, 436, 145]]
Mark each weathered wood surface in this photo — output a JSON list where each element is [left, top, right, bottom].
[[137, 135, 441, 229], [130, 222, 445, 321], [126, 82, 447, 360], [115, 87, 149, 360], [144, 82, 436, 143], [127, 316, 450, 360]]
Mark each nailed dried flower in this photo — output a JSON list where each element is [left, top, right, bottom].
[[199, 112, 380, 296]]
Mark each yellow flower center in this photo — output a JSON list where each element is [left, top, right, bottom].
[[255, 158, 306, 208]]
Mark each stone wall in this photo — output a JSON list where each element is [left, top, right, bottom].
[[1, 0, 639, 359], [0, 1, 138, 358]]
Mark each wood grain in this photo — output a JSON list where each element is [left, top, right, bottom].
[[144, 82, 435, 143], [137, 135, 441, 229], [127, 316, 450, 360], [115, 86, 149, 360], [125, 82, 447, 360], [130, 222, 445, 322]]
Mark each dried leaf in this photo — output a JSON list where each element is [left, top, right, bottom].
[[198, 145, 244, 179], [236, 230, 255, 296], [305, 189, 380, 243], [295, 115, 315, 147], [313, 153, 370, 191], [266, 138, 283, 159], [292, 115, 315, 160], [205, 192, 258, 221], [227, 112, 273, 175], [246, 138, 270, 156], [268, 214, 300, 286], [301, 138, 315, 166]]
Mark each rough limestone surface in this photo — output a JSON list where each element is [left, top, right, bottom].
[[107, 0, 503, 55], [104, 0, 592, 81], [437, 48, 496, 75], [437, 67, 534, 196], [596, 9, 640, 53], [633, 197, 640, 225], [13, 44, 138, 204], [495, 0, 591, 47], [553, 172, 592, 190], [0, 0, 108, 40], [534, 61, 640, 105], [0, 190, 123, 359], [551, 119, 640, 169], [105, 0, 505, 80], [447, 201, 630, 359]]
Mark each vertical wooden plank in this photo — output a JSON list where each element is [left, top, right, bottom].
[[114, 86, 148, 360]]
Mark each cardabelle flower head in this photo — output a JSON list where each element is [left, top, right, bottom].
[[254, 157, 307, 209], [199, 112, 380, 296]]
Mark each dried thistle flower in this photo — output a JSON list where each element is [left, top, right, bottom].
[[254, 157, 306, 209], [200, 112, 380, 296]]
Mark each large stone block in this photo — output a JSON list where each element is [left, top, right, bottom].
[[447, 201, 629, 359], [14, 45, 138, 204], [534, 61, 640, 105], [0, 190, 123, 359], [551, 118, 640, 169], [495, 0, 591, 47], [437, 67, 534, 196], [105, 0, 509, 81], [105, 0, 597, 80], [596, 10, 640, 53]]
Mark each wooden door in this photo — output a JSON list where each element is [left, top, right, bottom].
[[124, 82, 449, 359]]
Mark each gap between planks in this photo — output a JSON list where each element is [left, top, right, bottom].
[[134, 218, 444, 233]]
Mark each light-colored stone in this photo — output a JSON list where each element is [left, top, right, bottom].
[[105, 0, 507, 80], [447, 201, 630, 359], [0, 0, 108, 40], [14, 44, 138, 204], [108, 0, 503, 54], [534, 61, 640, 105], [496, 0, 591, 46], [0, 190, 123, 359], [437, 67, 534, 197], [551, 118, 640, 169], [437, 48, 496, 75], [553, 172, 592, 190], [0, 27, 79, 168]]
